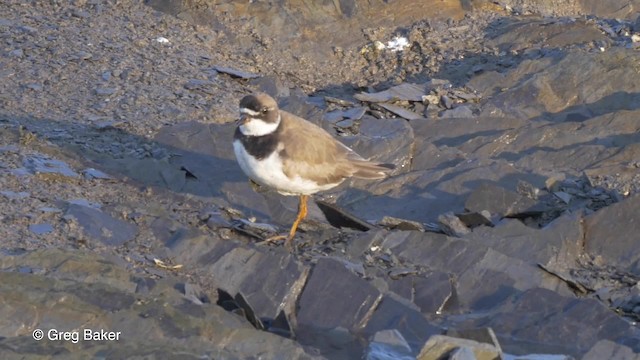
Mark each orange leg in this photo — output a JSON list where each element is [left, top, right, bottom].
[[284, 194, 308, 251], [261, 195, 308, 252]]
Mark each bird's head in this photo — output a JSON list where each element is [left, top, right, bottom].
[[238, 93, 281, 136]]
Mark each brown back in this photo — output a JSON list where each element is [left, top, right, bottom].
[[278, 111, 390, 185]]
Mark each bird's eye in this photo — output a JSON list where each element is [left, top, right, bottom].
[[261, 107, 268, 114]]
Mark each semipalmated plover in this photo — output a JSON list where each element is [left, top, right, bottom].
[[233, 93, 393, 250]]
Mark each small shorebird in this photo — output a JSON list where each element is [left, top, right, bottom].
[[233, 93, 393, 251]]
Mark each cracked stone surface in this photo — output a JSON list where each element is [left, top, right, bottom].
[[1, 0, 640, 358]]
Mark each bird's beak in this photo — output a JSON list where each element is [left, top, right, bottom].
[[237, 114, 249, 125]]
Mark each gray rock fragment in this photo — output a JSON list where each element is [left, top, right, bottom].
[[456, 211, 493, 228], [465, 183, 544, 218], [9, 49, 24, 58], [440, 105, 473, 118], [378, 216, 424, 231], [183, 282, 208, 305], [355, 83, 428, 102], [450, 346, 476, 360], [417, 335, 501, 360], [208, 247, 306, 318], [28, 223, 54, 235], [213, 65, 260, 79], [364, 294, 441, 352], [585, 194, 640, 270], [184, 79, 214, 90], [249, 75, 290, 98], [553, 191, 572, 204], [83, 167, 113, 180], [297, 257, 381, 330], [582, 339, 640, 360], [323, 96, 354, 106], [1, 190, 30, 200], [64, 203, 137, 246], [438, 212, 470, 237], [336, 119, 355, 128], [315, 200, 376, 231], [366, 329, 414, 360], [95, 87, 116, 96], [378, 103, 423, 120], [446, 328, 502, 353], [413, 272, 456, 314], [343, 106, 367, 120], [323, 109, 346, 122], [23, 154, 79, 178], [441, 95, 453, 109]]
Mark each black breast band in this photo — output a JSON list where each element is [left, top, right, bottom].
[[234, 126, 281, 160]]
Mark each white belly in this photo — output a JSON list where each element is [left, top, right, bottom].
[[233, 140, 340, 195]]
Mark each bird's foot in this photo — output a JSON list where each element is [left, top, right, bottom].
[[257, 234, 296, 253]]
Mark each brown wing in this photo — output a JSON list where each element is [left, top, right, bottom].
[[279, 111, 391, 185]]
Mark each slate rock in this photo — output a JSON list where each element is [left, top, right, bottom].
[[465, 182, 543, 218], [323, 109, 347, 122], [446, 328, 502, 353], [207, 247, 306, 319], [0, 248, 136, 293], [343, 106, 367, 120], [355, 83, 429, 103], [0, 250, 315, 359], [23, 154, 79, 178], [582, 339, 640, 360], [438, 212, 470, 237], [413, 271, 455, 314], [456, 211, 493, 228], [417, 335, 501, 360], [234, 292, 265, 330], [380, 231, 572, 311], [477, 49, 637, 122], [1, 190, 30, 200], [487, 18, 608, 52], [339, 115, 414, 168], [441, 95, 453, 109], [465, 213, 583, 268], [449, 346, 477, 360], [366, 329, 414, 360], [378, 103, 423, 120], [64, 203, 137, 246], [345, 230, 387, 258], [212, 65, 260, 79], [363, 294, 441, 353], [28, 223, 54, 235], [378, 216, 424, 231], [440, 105, 473, 118], [82, 167, 113, 180], [585, 194, 640, 271], [460, 288, 637, 357], [297, 257, 381, 330], [249, 75, 290, 98], [184, 79, 214, 90], [336, 118, 355, 128], [315, 200, 375, 231], [95, 87, 117, 95]]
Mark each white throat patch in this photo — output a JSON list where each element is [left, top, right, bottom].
[[239, 114, 281, 136]]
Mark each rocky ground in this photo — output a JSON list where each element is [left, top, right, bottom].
[[2, 0, 640, 359]]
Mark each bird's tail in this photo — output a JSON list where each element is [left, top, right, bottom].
[[351, 161, 395, 179]]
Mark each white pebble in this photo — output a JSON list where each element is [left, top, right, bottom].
[[386, 36, 409, 52]]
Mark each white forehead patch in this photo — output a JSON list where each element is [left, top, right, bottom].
[[239, 115, 281, 136], [240, 108, 260, 116]]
